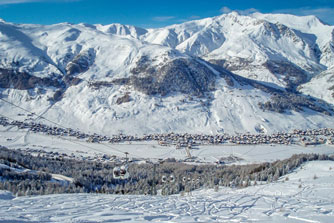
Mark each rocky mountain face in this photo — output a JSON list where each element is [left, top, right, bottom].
[[0, 12, 334, 135]]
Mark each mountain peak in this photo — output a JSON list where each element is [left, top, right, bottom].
[[225, 11, 240, 17], [96, 23, 148, 38], [251, 12, 332, 31]]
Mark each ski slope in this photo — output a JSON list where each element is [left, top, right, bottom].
[[1, 160, 334, 222]]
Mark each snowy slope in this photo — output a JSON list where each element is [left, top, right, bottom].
[[141, 12, 333, 88], [252, 12, 334, 69], [1, 14, 334, 136], [0, 21, 62, 78], [300, 67, 334, 104], [0, 20, 185, 80], [96, 23, 148, 39], [2, 75, 334, 136], [1, 160, 334, 222]]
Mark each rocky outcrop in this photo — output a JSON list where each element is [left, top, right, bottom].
[[65, 48, 95, 76], [209, 58, 255, 72], [0, 68, 61, 90], [116, 93, 131, 105], [88, 81, 114, 89]]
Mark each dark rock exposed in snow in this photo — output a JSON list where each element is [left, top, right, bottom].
[[112, 57, 216, 96], [0, 68, 61, 90], [65, 48, 95, 76]]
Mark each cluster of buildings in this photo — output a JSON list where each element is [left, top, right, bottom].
[[1, 116, 334, 148]]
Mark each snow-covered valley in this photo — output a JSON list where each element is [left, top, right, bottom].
[[1, 123, 334, 164]]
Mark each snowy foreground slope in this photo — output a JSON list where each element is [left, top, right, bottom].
[[1, 12, 334, 135], [1, 160, 334, 222]]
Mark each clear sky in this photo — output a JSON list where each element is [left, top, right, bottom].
[[0, 0, 333, 27]]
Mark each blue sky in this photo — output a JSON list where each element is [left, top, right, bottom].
[[0, 0, 334, 27]]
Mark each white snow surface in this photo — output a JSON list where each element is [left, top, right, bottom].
[[300, 67, 334, 104], [0, 19, 182, 80], [0, 191, 15, 200], [1, 160, 334, 222]]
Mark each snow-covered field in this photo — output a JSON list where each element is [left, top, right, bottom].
[[1, 160, 334, 222]]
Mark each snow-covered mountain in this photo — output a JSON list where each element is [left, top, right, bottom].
[[141, 12, 334, 90], [0, 12, 334, 135]]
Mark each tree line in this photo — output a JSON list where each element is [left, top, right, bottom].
[[1, 146, 333, 196]]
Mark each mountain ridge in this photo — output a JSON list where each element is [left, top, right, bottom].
[[0, 12, 334, 135]]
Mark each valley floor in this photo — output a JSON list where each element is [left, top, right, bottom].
[[1, 160, 334, 222], [1, 125, 334, 164]]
